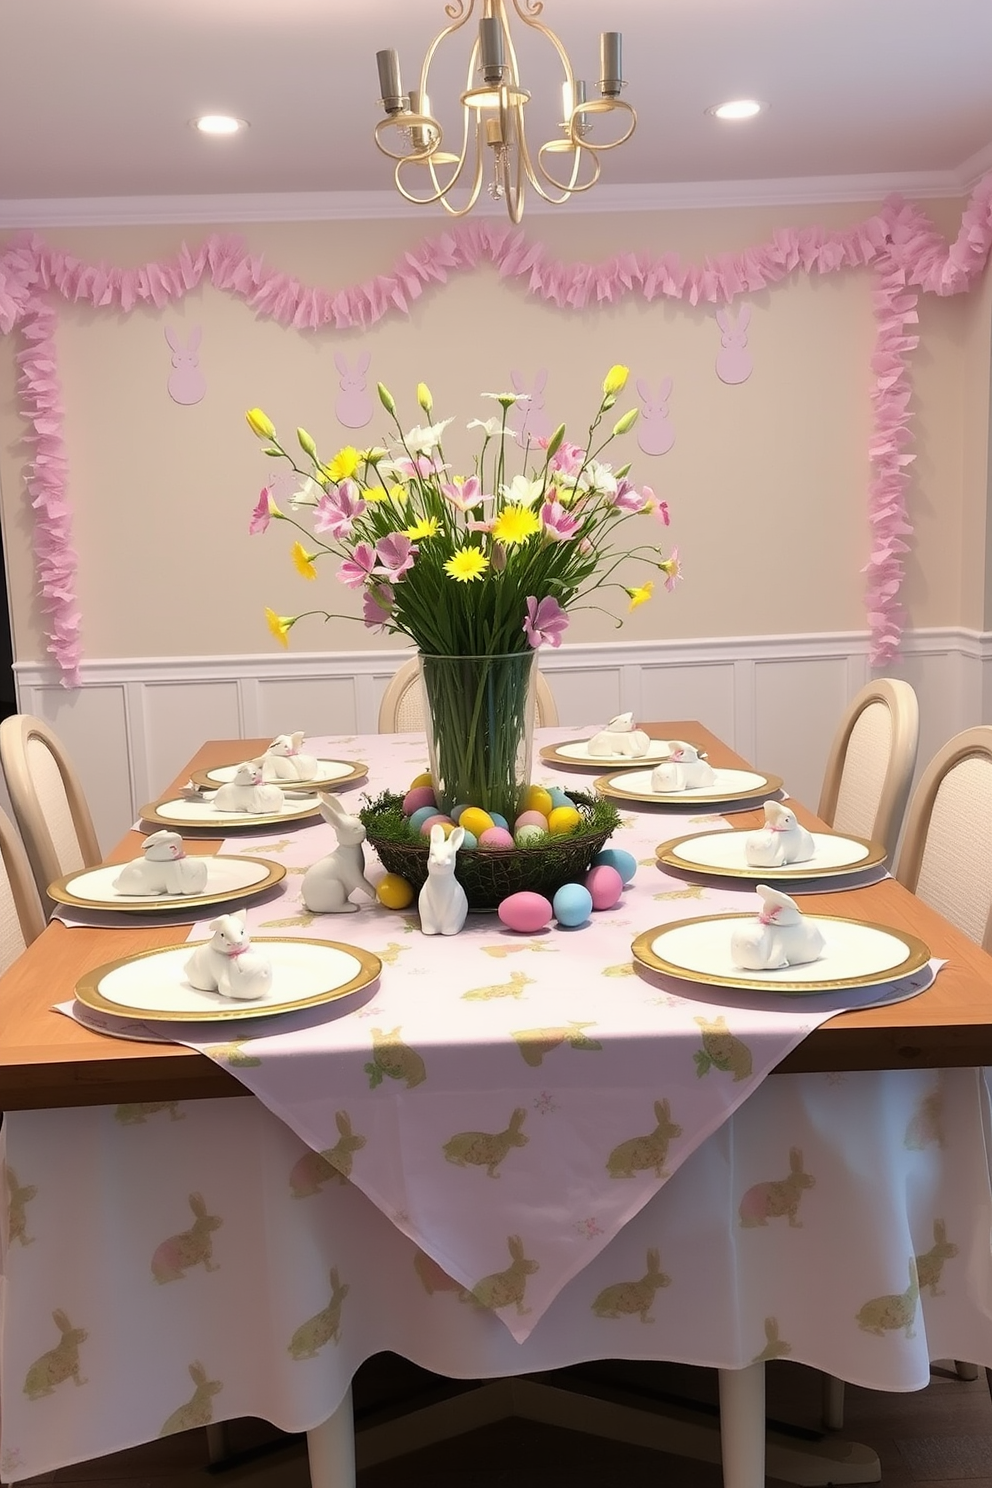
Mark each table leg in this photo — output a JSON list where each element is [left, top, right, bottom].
[[307, 1387, 356, 1488], [718, 1364, 765, 1488]]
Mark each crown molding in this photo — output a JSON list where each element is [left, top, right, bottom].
[[0, 168, 977, 229]]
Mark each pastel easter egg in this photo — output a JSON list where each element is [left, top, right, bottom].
[[584, 864, 624, 911], [514, 824, 546, 848], [450, 803, 471, 823], [409, 771, 433, 789], [419, 814, 454, 836], [547, 787, 574, 809], [403, 785, 437, 815], [459, 829, 479, 850], [460, 807, 495, 839], [498, 892, 554, 934], [514, 810, 549, 832], [489, 812, 509, 830], [377, 873, 415, 909], [479, 826, 515, 851], [409, 804, 439, 831], [593, 847, 638, 884], [523, 785, 554, 817], [548, 805, 582, 835], [553, 882, 593, 928]]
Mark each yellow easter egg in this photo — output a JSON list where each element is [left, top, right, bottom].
[[459, 807, 495, 839], [548, 805, 582, 835], [523, 785, 554, 816], [377, 873, 415, 910], [409, 771, 433, 789]]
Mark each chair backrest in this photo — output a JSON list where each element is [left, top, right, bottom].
[[0, 715, 102, 903], [0, 804, 45, 973], [816, 679, 919, 859], [895, 726, 992, 953], [378, 656, 559, 733]]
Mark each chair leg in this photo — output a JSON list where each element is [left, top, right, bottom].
[[954, 1360, 980, 1381], [718, 1363, 765, 1488], [307, 1387, 355, 1488], [821, 1373, 845, 1430], [205, 1423, 231, 1462]]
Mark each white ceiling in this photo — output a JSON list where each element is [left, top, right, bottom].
[[2, 0, 992, 216]]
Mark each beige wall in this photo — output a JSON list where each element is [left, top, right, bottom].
[[0, 198, 986, 664]]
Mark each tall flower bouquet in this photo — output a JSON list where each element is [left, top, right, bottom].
[[247, 367, 681, 821]]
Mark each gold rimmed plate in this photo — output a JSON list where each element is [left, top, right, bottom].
[[596, 766, 783, 809], [540, 738, 698, 771], [75, 938, 382, 1022], [139, 795, 323, 830], [190, 757, 368, 791], [631, 914, 930, 995], [656, 830, 886, 882], [48, 855, 286, 915]]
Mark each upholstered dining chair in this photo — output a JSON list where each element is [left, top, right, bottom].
[[816, 678, 919, 860], [0, 804, 45, 972], [0, 715, 102, 908], [378, 656, 560, 733]]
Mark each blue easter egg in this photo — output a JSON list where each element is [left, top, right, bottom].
[[459, 829, 478, 850], [593, 847, 637, 884], [488, 811, 509, 830], [409, 804, 439, 831], [451, 803, 471, 823], [553, 882, 593, 928], [547, 787, 574, 809]]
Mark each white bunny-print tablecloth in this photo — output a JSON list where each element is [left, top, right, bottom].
[[4, 729, 991, 1480]]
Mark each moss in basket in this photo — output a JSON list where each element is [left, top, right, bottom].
[[360, 791, 620, 848]]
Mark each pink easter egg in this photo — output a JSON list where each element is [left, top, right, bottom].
[[419, 814, 454, 836], [498, 892, 554, 934], [514, 810, 549, 831], [584, 864, 624, 911], [479, 826, 515, 850], [403, 786, 438, 815]]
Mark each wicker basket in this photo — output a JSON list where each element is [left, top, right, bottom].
[[360, 790, 620, 912]]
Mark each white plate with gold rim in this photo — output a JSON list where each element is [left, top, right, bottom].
[[656, 830, 886, 881], [190, 758, 367, 790], [540, 738, 698, 770], [48, 856, 286, 915], [140, 795, 322, 830], [596, 767, 782, 808], [75, 938, 381, 1022], [631, 914, 930, 995]]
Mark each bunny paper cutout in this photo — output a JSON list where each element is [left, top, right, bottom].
[[715, 305, 753, 385], [165, 325, 206, 405], [509, 369, 552, 445], [636, 377, 676, 456], [334, 350, 373, 428]]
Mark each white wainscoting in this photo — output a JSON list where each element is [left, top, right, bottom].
[[14, 630, 991, 854]]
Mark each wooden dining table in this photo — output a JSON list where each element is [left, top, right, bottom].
[[1, 721, 991, 1488]]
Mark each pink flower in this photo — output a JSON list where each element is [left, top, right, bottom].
[[523, 595, 569, 650], [659, 545, 683, 592], [643, 486, 671, 526], [314, 480, 367, 540], [441, 476, 489, 513], [391, 455, 447, 480], [612, 478, 647, 514], [466, 519, 494, 534], [249, 486, 276, 535], [540, 500, 579, 541], [547, 440, 585, 478], [363, 583, 395, 632], [375, 532, 418, 581], [337, 542, 379, 590]]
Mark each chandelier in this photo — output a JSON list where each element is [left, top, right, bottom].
[[373, 1, 635, 223]]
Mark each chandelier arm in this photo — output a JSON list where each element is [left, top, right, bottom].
[[569, 99, 637, 153], [500, 97, 527, 224], [534, 140, 602, 197]]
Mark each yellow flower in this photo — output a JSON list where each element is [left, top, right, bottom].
[[602, 365, 629, 397], [492, 505, 542, 546], [389, 484, 408, 503], [246, 407, 276, 440], [626, 581, 654, 611], [612, 408, 639, 436], [360, 447, 388, 465], [444, 548, 490, 583], [325, 446, 360, 482], [404, 517, 440, 540], [363, 485, 391, 502], [417, 382, 433, 415], [265, 608, 295, 647], [291, 541, 318, 580]]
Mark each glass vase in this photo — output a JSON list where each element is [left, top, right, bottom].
[[418, 651, 536, 825]]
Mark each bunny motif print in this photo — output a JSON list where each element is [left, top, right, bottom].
[[591, 1248, 671, 1323], [23, 1311, 88, 1399], [334, 351, 373, 428], [150, 1193, 223, 1283], [159, 1362, 223, 1436], [165, 325, 206, 405], [288, 1268, 349, 1358], [715, 305, 753, 384], [739, 1148, 816, 1228]]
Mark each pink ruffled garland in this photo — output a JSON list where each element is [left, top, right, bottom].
[[3, 179, 992, 683]]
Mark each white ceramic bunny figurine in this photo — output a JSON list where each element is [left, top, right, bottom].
[[744, 801, 816, 868], [113, 830, 209, 896], [587, 712, 651, 758], [730, 885, 825, 970], [419, 824, 468, 936], [301, 794, 377, 913], [213, 762, 285, 815], [185, 911, 273, 1001], [257, 732, 318, 782], [667, 741, 716, 789]]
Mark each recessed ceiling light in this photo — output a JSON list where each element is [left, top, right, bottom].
[[194, 115, 247, 136], [707, 99, 764, 121]]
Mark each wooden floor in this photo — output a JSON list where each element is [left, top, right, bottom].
[[23, 1356, 992, 1487]]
